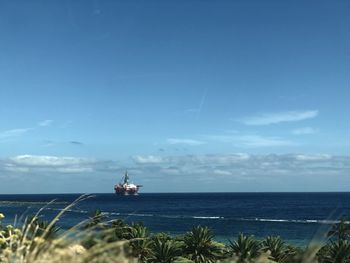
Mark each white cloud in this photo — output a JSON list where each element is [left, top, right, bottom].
[[38, 120, 53, 127], [4, 155, 99, 174], [132, 155, 164, 164], [213, 169, 232, 176], [240, 110, 319, 125], [205, 134, 293, 147], [4, 165, 30, 173], [203, 135, 236, 143], [10, 155, 90, 167], [2, 153, 350, 192], [192, 154, 251, 164], [167, 138, 205, 146], [128, 154, 350, 183], [160, 168, 182, 175], [237, 135, 293, 147], [56, 167, 94, 173], [295, 154, 331, 161], [132, 154, 250, 166], [292, 127, 318, 135], [0, 128, 32, 141]]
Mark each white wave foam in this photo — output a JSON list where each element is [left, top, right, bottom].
[[192, 216, 224, 219], [40, 208, 344, 225], [241, 218, 344, 224], [127, 213, 154, 217], [107, 213, 225, 220], [45, 208, 89, 214]]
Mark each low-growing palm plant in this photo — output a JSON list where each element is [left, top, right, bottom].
[[127, 223, 148, 238], [321, 240, 350, 263], [227, 233, 262, 262], [327, 218, 350, 243], [151, 232, 172, 243], [262, 236, 293, 262], [83, 209, 108, 230], [182, 225, 223, 263], [148, 238, 182, 263], [124, 223, 153, 261]]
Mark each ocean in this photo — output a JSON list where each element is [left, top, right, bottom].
[[0, 192, 349, 246]]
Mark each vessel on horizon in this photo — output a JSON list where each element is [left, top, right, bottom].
[[114, 171, 142, 195]]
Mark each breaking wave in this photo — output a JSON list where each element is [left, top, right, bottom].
[[239, 218, 346, 224], [192, 216, 224, 219], [45, 208, 89, 214], [29, 208, 345, 225], [109, 214, 342, 224], [109, 212, 224, 220]]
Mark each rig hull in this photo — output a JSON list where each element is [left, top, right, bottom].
[[114, 185, 140, 195], [114, 171, 142, 195]]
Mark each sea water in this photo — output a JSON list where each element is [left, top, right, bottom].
[[0, 192, 349, 246]]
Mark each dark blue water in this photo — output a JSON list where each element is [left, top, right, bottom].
[[0, 193, 349, 246]]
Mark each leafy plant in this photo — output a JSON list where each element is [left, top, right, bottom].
[[125, 223, 153, 261], [182, 225, 223, 263], [228, 233, 262, 262], [83, 209, 108, 230], [321, 240, 350, 263], [148, 238, 182, 263], [327, 219, 350, 243], [262, 236, 295, 262]]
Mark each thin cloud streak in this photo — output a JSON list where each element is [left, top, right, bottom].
[[204, 134, 294, 147], [197, 88, 208, 119], [237, 135, 294, 147], [0, 128, 32, 141], [185, 88, 208, 119], [292, 127, 319, 135], [167, 138, 206, 146], [38, 120, 53, 127], [0, 120, 53, 143], [240, 110, 319, 125]]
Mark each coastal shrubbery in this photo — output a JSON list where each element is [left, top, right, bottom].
[[1, 198, 350, 262]]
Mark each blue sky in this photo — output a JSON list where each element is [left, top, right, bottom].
[[1, 0, 350, 193]]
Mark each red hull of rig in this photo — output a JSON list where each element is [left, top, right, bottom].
[[114, 171, 142, 195], [114, 185, 140, 195]]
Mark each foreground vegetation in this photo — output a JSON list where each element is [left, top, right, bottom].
[[0, 196, 350, 262]]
